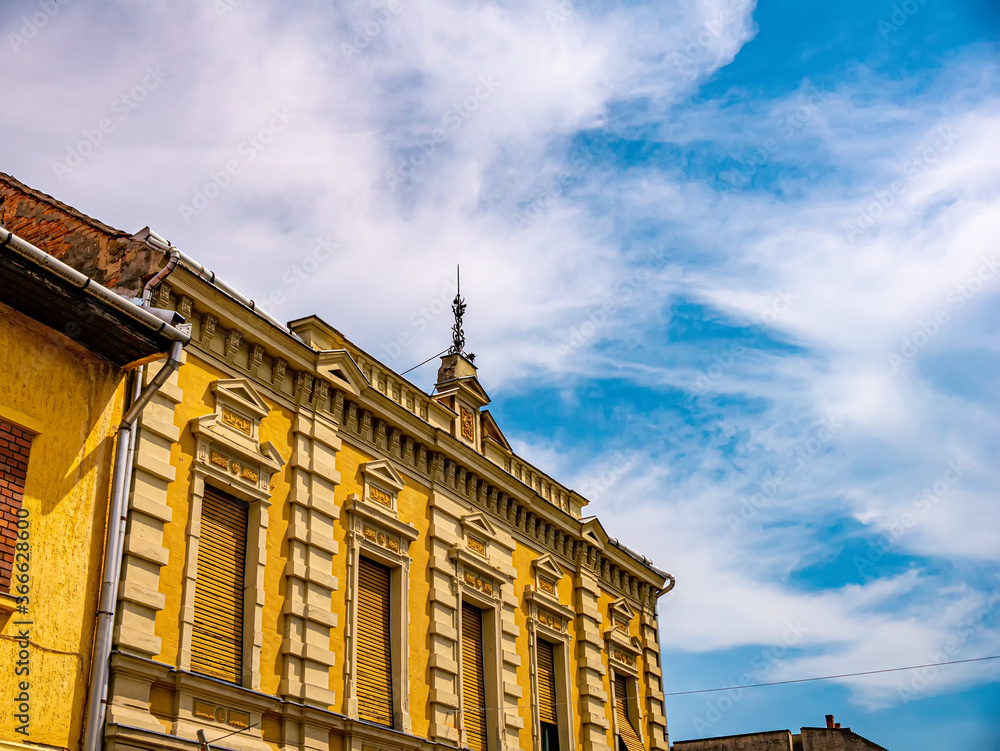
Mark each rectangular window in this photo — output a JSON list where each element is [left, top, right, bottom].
[[0, 420, 33, 594], [357, 556, 393, 726], [462, 602, 488, 751], [191, 486, 247, 684], [537, 638, 560, 749], [614, 673, 643, 751]]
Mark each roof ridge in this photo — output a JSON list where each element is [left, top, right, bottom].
[[0, 171, 129, 238]]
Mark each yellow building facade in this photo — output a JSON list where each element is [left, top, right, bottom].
[[2, 174, 674, 751]]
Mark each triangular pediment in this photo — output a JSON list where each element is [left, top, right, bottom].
[[580, 517, 607, 550], [609, 596, 636, 621], [212, 378, 269, 417], [532, 553, 564, 581], [361, 459, 405, 492], [481, 410, 510, 450], [317, 349, 368, 396], [461, 511, 497, 539]]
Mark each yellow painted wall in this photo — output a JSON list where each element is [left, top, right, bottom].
[[0, 303, 125, 750], [154, 350, 660, 750]]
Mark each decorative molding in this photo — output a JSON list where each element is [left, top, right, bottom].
[[360, 459, 406, 516], [343, 493, 418, 732]]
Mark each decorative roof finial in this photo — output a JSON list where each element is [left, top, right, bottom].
[[448, 265, 475, 362]]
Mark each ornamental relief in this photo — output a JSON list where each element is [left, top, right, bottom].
[[460, 405, 475, 441], [361, 523, 401, 554], [612, 647, 636, 667], [195, 438, 274, 496], [221, 407, 252, 436], [467, 535, 487, 556], [368, 484, 393, 508], [463, 568, 495, 597], [536, 609, 562, 631]]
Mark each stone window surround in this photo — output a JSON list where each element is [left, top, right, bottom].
[[525, 587, 577, 751], [179, 465, 270, 691], [179, 380, 284, 693], [342, 491, 419, 733], [606, 605, 644, 749], [450, 544, 509, 751]]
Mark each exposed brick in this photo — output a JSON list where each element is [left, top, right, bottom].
[[0, 419, 31, 593]]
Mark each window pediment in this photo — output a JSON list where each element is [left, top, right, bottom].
[[360, 459, 405, 515], [190, 381, 284, 502]]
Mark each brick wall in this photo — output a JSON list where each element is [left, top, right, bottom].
[[0, 170, 162, 297], [0, 419, 34, 592]]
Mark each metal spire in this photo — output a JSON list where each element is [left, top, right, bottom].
[[448, 265, 474, 361]]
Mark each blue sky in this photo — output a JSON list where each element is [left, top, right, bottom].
[[2, 1, 999, 748]]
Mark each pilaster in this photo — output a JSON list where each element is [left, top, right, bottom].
[[575, 568, 611, 751], [279, 412, 341, 706], [115, 357, 182, 659], [641, 609, 669, 749]]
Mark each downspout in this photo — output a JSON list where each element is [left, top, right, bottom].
[[82, 241, 182, 751]]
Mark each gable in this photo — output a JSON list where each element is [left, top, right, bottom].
[[461, 511, 497, 539], [361, 459, 405, 492], [532, 553, 564, 581], [316, 349, 368, 396], [211, 378, 269, 417], [480, 410, 510, 450]]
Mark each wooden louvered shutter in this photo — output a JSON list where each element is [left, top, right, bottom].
[[357, 557, 393, 726], [537, 639, 558, 725], [462, 603, 488, 751], [191, 486, 247, 684], [615, 673, 643, 751]]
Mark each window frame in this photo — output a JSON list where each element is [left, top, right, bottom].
[[343, 489, 419, 732]]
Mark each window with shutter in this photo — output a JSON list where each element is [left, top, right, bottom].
[[357, 557, 393, 726], [191, 486, 247, 684], [615, 673, 643, 751], [462, 602, 488, 751], [537, 638, 560, 750]]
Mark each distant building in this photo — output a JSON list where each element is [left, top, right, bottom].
[[672, 714, 889, 751]]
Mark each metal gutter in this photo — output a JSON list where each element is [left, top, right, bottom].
[[131, 226, 303, 342], [0, 225, 190, 344]]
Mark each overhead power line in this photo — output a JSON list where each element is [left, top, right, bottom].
[[663, 654, 1000, 697], [457, 655, 1000, 714]]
